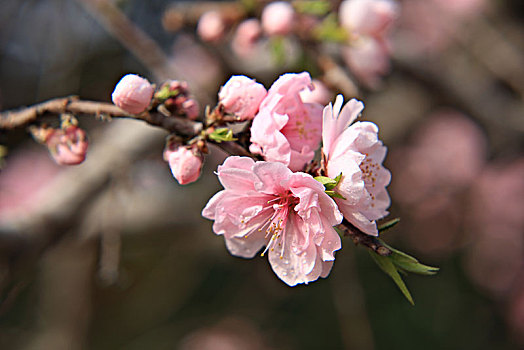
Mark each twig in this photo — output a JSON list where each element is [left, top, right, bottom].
[[0, 96, 203, 136], [338, 220, 391, 256]]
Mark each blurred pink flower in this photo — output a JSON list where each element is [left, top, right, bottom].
[[342, 38, 391, 88], [339, 0, 399, 38], [399, 0, 485, 53], [0, 148, 60, 220], [218, 75, 267, 121], [464, 159, 524, 296], [202, 156, 343, 286], [232, 19, 262, 58], [322, 95, 391, 235], [389, 110, 486, 256], [46, 125, 89, 166], [111, 74, 154, 114], [299, 79, 333, 105], [339, 0, 399, 87], [197, 10, 226, 43], [261, 2, 295, 36], [164, 144, 203, 185], [250, 72, 323, 171], [392, 111, 486, 206]]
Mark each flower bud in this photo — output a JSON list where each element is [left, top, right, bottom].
[[197, 11, 226, 42], [218, 75, 267, 121], [47, 125, 88, 166], [164, 143, 203, 185], [261, 2, 295, 36], [182, 99, 200, 120], [112, 74, 154, 114]]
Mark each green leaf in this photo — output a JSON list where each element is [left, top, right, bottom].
[[208, 128, 237, 143], [313, 14, 348, 43], [294, 1, 331, 16], [370, 251, 415, 305], [378, 218, 400, 232], [380, 241, 439, 276]]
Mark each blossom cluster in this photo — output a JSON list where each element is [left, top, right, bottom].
[[108, 71, 391, 287], [203, 72, 391, 286], [196, 0, 399, 87]]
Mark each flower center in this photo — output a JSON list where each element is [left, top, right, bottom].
[[360, 155, 380, 207], [258, 191, 298, 258]]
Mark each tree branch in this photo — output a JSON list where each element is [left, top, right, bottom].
[[0, 96, 203, 136]]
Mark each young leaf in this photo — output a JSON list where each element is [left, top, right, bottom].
[[208, 128, 237, 143], [370, 251, 415, 305], [378, 218, 400, 232], [379, 240, 439, 276]]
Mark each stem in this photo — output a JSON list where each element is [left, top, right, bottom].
[[338, 220, 392, 256]]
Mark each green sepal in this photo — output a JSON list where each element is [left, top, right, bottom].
[[294, 1, 331, 16], [314, 173, 345, 199], [314, 176, 337, 187], [378, 218, 400, 232], [369, 251, 415, 305], [208, 128, 237, 143], [325, 190, 346, 200], [313, 14, 348, 43]]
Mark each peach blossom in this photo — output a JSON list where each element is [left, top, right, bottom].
[[112, 74, 154, 114]]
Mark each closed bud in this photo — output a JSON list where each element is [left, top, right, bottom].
[[164, 141, 203, 185], [218, 75, 267, 121], [112, 74, 154, 114]]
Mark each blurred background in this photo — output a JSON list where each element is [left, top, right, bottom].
[[0, 0, 523, 349]]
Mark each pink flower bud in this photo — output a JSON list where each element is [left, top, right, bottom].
[[47, 126, 89, 166], [232, 19, 262, 57], [218, 75, 267, 121], [182, 99, 200, 120], [165, 145, 203, 185], [197, 11, 226, 42], [261, 2, 295, 36], [112, 74, 154, 114], [299, 79, 333, 105]]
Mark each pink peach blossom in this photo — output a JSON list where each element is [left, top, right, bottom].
[[232, 19, 262, 58], [197, 11, 225, 43], [111, 74, 154, 114], [202, 156, 343, 286], [322, 95, 391, 235], [250, 72, 323, 171], [261, 2, 295, 36], [164, 145, 203, 185], [218, 75, 267, 121]]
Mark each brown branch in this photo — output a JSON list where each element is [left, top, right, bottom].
[[0, 96, 203, 136], [338, 220, 392, 256]]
